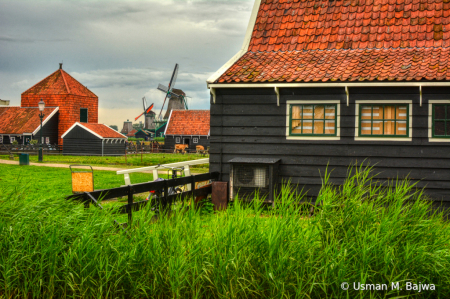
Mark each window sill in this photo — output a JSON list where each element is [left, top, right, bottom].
[[354, 136, 412, 142], [287, 136, 340, 141], [428, 138, 450, 143]]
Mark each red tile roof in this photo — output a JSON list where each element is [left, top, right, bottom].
[[217, 0, 450, 83], [22, 69, 97, 97], [165, 110, 210, 136], [0, 107, 58, 134], [127, 129, 137, 137], [79, 123, 127, 138]]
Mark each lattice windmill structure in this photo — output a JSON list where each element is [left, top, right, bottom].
[[155, 64, 190, 125]]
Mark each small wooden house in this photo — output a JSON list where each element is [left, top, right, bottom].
[[61, 122, 127, 156], [207, 0, 450, 206], [134, 129, 153, 140], [0, 107, 59, 145], [164, 110, 210, 151]]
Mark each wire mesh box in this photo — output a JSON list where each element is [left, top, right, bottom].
[[229, 158, 280, 203]]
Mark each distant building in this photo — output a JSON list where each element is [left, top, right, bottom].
[[164, 110, 210, 151], [0, 99, 10, 106], [21, 63, 98, 145]]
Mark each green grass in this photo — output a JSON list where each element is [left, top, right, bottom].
[[0, 164, 154, 199], [1, 164, 449, 298], [0, 153, 209, 173]]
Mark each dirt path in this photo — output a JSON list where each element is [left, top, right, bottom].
[[0, 159, 200, 174]]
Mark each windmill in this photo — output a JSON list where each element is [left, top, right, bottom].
[[134, 97, 156, 130], [157, 63, 190, 120]]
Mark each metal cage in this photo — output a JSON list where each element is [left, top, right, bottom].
[[229, 158, 280, 203]]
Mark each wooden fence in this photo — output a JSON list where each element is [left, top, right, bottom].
[[66, 172, 220, 228]]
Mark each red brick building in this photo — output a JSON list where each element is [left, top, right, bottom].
[[21, 64, 98, 144]]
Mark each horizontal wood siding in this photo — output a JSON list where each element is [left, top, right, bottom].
[[104, 141, 126, 156], [33, 112, 59, 144], [62, 125, 102, 155], [210, 87, 450, 203], [165, 135, 210, 150]]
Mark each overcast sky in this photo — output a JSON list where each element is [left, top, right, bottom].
[[0, 0, 253, 128]]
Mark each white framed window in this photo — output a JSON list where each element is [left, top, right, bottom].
[[175, 137, 181, 143], [193, 137, 199, 143], [0, 135, 2, 144], [355, 100, 412, 141], [429, 100, 450, 142], [286, 100, 341, 140], [45, 137, 50, 144], [10, 136, 15, 143]]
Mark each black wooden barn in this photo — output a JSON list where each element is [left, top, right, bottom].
[[134, 129, 153, 140], [164, 110, 210, 151], [61, 122, 127, 156], [0, 107, 59, 145], [207, 0, 450, 206]]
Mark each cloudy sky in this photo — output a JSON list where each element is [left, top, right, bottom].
[[0, 0, 253, 128]]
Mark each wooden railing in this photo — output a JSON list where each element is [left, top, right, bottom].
[[66, 172, 220, 227]]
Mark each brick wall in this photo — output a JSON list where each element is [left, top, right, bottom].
[[21, 94, 98, 145]]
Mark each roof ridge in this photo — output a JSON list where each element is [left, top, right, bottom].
[[61, 70, 97, 97], [247, 46, 450, 54], [21, 69, 61, 95], [60, 69, 71, 94]]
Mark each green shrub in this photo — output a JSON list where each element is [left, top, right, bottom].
[[11, 140, 18, 145], [154, 137, 165, 142], [30, 139, 38, 145]]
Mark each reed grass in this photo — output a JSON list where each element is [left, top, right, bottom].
[[1, 164, 449, 298]]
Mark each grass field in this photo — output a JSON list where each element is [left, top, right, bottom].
[[1, 164, 449, 298], [0, 153, 209, 172]]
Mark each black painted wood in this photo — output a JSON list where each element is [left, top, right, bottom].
[[211, 86, 450, 202]]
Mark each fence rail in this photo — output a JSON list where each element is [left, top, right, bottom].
[[66, 172, 220, 225]]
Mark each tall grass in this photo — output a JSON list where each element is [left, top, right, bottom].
[[1, 165, 449, 298]]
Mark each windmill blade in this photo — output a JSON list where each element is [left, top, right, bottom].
[[145, 103, 154, 114], [157, 84, 169, 93], [168, 63, 179, 91], [135, 112, 144, 121], [142, 97, 147, 112], [158, 63, 179, 119]]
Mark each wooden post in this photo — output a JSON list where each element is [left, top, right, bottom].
[[163, 180, 169, 209], [125, 147, 127, 165], [185, 165, 191, 191], [212, 181, 228, 211], [141, 143, 143, 163], [128, 186, 133, 224]]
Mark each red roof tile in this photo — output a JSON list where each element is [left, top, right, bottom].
[[127, 129, 137, 137], [217, 0, 450, 83], [22, 69, 96, 97], [0, 107, 58, 134], [77, 123, 127, 139], [165, 110, 210, 136]]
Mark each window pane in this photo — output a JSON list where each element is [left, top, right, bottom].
[[447, 106, 450, 119], [396, 121, 407, 135], [291, 120, 302, 133], [325, 105, 335, 119], [303, 105, 313, 119], [435, 121, 445, 135], [302, 120, 313, 134], [373, 121, 383, 135], [396, 106, 407, 120], [384, 121, 396, 135], [373, 106, 382, 120], [314, 105, 324, 119], [447, 122, 450, 136], [360, 121, 372, 135], [314, 120, 324, 134], [292, 106, 301, 119], [361, 106, 372, 120], [325, 120, 335, 134], [435, 105, 445, 119], [384, 106, 396, 120]]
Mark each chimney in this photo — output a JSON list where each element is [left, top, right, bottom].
[[59, 63, 63, 69]]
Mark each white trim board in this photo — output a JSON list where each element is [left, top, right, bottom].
[[428, 100, 450, 143], [286, 100, 341, 141], [354, 100, 412, 142], [206, 0, 261, 84], [164, 109, 174, 136], [32, 107, 60, 135]]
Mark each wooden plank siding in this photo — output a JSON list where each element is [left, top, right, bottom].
[[33, 111, 59, 145], [210, 87, 450, 204], [165, 135, 210, 151]]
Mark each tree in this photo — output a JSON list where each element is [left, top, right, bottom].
[[132, 122, 144, 131], [109, 125, 118, 131]]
